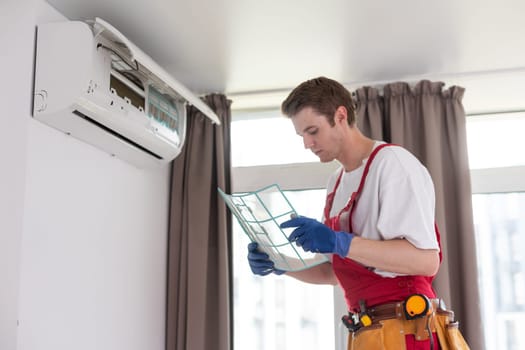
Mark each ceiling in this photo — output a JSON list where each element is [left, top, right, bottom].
[[46, 0, 525, 103]]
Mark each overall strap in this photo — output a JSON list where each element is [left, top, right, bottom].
[[347, 143, 394, 231], [323, 168, 345, 221]]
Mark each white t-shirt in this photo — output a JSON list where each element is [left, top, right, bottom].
[[326, 141, 439, 277]]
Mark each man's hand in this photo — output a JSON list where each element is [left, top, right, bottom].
[[280, 216, 354, 258], [247, 242, 285, 276]]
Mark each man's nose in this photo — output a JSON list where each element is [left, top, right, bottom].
[[303, 136, 313, 149]]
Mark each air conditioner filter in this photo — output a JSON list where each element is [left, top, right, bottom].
[[218, 184, 329, 272]]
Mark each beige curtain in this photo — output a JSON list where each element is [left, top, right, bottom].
[[166, 94, 232, 350], [355, 80, 483, 350]]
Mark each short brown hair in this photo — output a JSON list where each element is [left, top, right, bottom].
[[281, 77, 356, 126]]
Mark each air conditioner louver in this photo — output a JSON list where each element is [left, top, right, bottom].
[[72, 110, 164, 160]]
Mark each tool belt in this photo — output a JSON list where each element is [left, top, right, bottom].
[[343, 295, 470, 350]]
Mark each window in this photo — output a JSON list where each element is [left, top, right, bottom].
[[232, 189, 334, 350], [231, 112, 335, 350], [467, 112, 525, 350], [472, 193, 525, 350], [231, 111, 317, 167], [231, 109, 525, 350], [466, 112, 525, 169]]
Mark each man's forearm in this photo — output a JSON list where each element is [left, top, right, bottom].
[[348, 237, 440, 276], [284, 261, 338, 285]]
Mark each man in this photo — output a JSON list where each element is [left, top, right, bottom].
[[247, 77, 469, 349]]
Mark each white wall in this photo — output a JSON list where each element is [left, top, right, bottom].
[[1, 1, 170, 349], [0, 1, 33, 348]]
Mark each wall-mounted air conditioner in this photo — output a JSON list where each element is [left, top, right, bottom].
[[33, 18, 220, 168]]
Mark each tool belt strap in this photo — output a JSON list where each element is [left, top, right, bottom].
[[365, 299, 454, 322]]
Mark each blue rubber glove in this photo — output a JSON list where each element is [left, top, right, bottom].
[[247, 242, 285, 276], [280, 216, 353, 258]]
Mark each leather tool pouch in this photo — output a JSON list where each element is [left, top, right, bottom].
[[434, 310, 470, 350], [347, 310, 470, 350]]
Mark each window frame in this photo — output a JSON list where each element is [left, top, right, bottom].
[[471, 166, 525, 193]]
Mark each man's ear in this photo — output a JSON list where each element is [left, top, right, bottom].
[[334, 106, 348, 124]]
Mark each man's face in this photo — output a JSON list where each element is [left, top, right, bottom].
[[291, 107, 345, 163]]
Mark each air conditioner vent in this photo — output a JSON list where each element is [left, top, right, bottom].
[[72, 110, 163, 160]]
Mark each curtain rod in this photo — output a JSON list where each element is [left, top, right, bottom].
[[467, 108, 525, 117], [228, 66, 525, 97], [230, 67, 525, 112]]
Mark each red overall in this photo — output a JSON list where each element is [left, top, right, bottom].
[[324, 144, 443, 349]]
